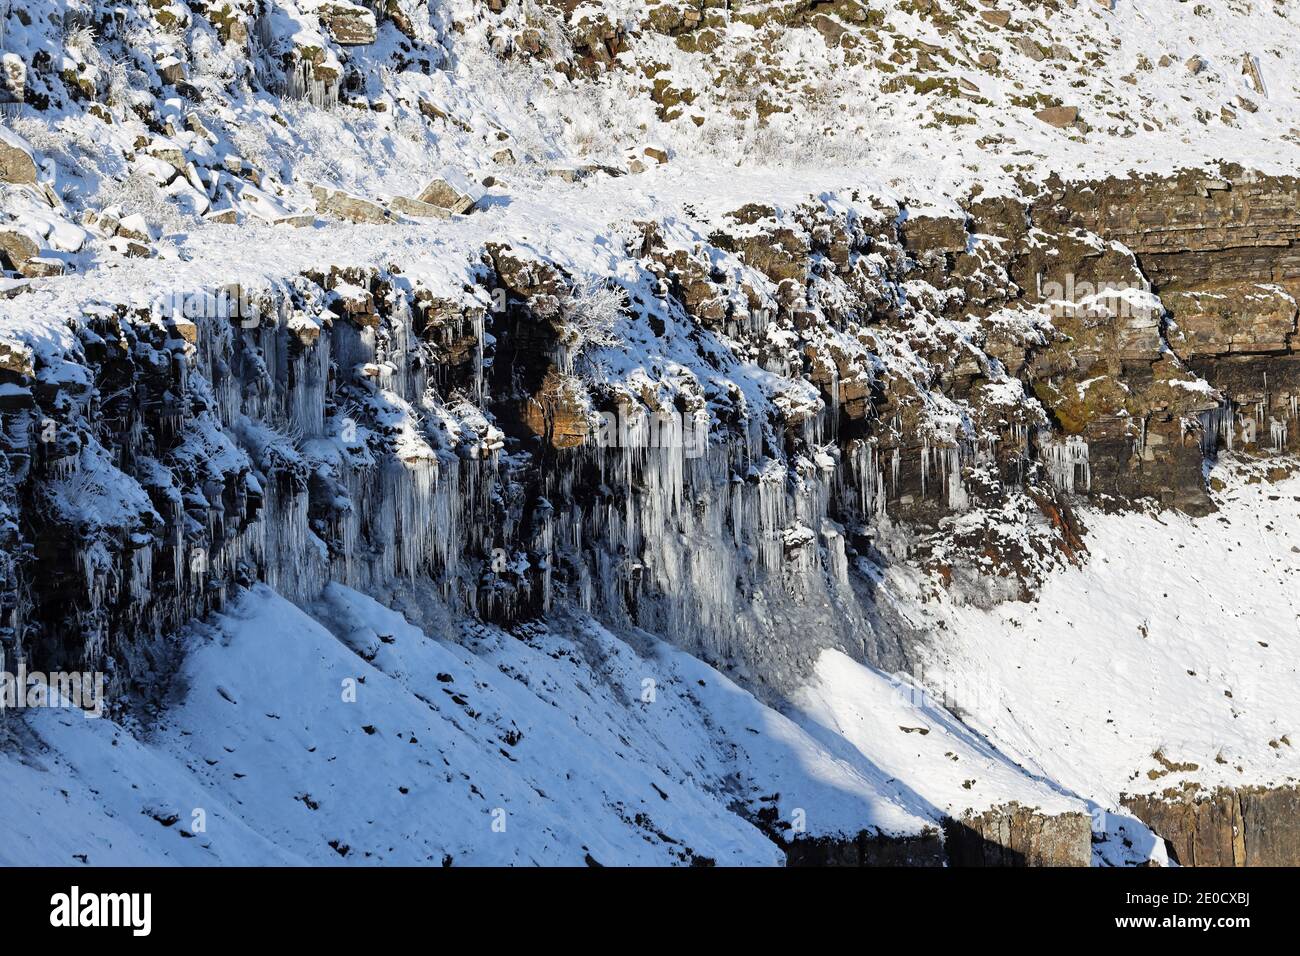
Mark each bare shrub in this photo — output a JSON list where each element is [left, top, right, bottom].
[[556, 278, 626, 368]]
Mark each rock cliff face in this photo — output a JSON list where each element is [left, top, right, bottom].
[[1124, 786, 1300, 867], [787, 804, 1092, 867], [1046, 169, 1300, 461], [0, 180, 1235, 697], [942, 804, 1093, 868]]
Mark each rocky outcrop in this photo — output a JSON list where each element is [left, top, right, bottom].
[[943, 804, 1093, 867], [415, 174, 480, 215], [311, 185, 394, 224], [1163, 285, 1295, 358], [785, 805, 1092, 866], [0, 178, 1255, 693], [0, 127, 38, 185], [1042, 168, 1300, 455], [1123, 785, 1300, 866], [0, 228, 40, 274], [315, 1, 378, 46], [1052, 169, 1300, 297]]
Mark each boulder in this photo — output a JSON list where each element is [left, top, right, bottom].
[[0, 228, 40, 272], [415, 171, 480, 214], [1, 53, 26, 106], [312, 185, 393, 224], [274, 213, 318, 228], [390, 195, 453, 220], [144, 136, 187, 171], [235, 183, 291, 222], [315, 2, 378, 45], [208, 2, 251, 45], [108, 236, 153, 258], [1242, 53, 1266, 93], [1012, 37, 1046, 62], [384, 0, 419, 40], [157, 54, 186, 85], [546, 167, 585, 184], [0, 126, 37, 185], [169, 316, 199, 345], [1033, 105, 1079, 128], [0, 338, 34, 377], [116, 214, 157, 243], [19, 256, 65, 278]]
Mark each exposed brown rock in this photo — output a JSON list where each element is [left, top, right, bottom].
[[524, 369, 590, 449], [1124, 785, 1300, 866], [0, 127, 37, 184], [1034, 105, 1079, 128], [0, 228, 40, 272], [901, 213, 969, 256], [0, 339, 34, 377], [1165, 284, 1297, 358], [1045, 167, 1300, 451], [415, 175, 478, 214], [18, 257, 65, 278], [316, 1, 378, 45], [274, 213, 318, 228], [944, 804, 1093, 866], [390, 195, 453, 220], [785, 805, 1091, 866], [311, 185, 393, 224]]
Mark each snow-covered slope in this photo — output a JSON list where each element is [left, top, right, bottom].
[[3, 0, 1300, 271], [0, 582, 922, 866], [0, 578, 1129, 866], [899, 457, 1300, 805]]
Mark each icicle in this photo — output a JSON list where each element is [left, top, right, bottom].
[[1200, 401, 1236, 456], [1042, 433, 1091, 493], [1270, 417, 1288, 451], [945, 446, 968, 511], [825, 363, 839, 440], [128, 545, 153, 604], [849, 442, 879, 516], [282, 59, 339, 109], [920, 438, 929, 497], [821, 520, 849, 587], [289, 343, 329, 440]]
